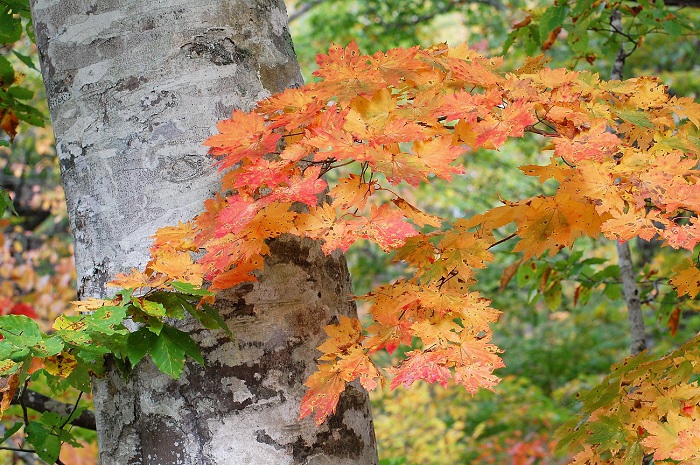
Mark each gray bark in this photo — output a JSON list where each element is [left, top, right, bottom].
[[29, 0, 378, 463]]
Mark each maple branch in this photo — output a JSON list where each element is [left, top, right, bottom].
[[487, 232, 517, 250], [282, 131, 304, 138], [524, 125, 557, 138]]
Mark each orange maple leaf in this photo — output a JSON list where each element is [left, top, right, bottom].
[[299, 364, 346, 426], [204, 110, 281, 168]]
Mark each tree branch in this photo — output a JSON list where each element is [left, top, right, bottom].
[[610, 9, 647, 356], [288, 0, 326, 23], [11, 389, 96, 430]]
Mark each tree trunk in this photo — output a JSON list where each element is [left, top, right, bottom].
[[29, 1, 379, 463]]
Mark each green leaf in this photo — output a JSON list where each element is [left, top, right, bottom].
[[0, 314, 42, 347], [539, 4, 569, 43], [588, 415, 626, 452], [603, 283, 622, 300], [0, 8, 23, 44], [8, 85, 34, 100], [617, 109, 654, 128], [0, 55, 14, 88], [0, 421, 22, 443], [25, 421, 61, 464], [0, 188, 18, 215], [516, 261, 545, 287], [0, 358, 19, 376], [86, 305, 127, 335], [137, 299, 166, 317], [11, 50, 37, 70], [623, 441, 643, 465], [150, 332, 186, 378], [9, 346, 29, 362], [162, 325, 204, 365], [64, 362, 92, 392], [39, 411, 65, 428], [31, 335, 64, 358], [126, 327, 158, 366], [201, 303, 233, 339], [147, 292, 189, 320], [544, 281, 562, 310], [171, 281, 216, 296], [501, 31, 518, 55]]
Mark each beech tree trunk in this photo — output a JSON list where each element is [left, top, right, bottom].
[[29, 1, 378, 463]]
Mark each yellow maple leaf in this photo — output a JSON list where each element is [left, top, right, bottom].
[[512, 193, 602, 260], [670, 260, 700, 298]]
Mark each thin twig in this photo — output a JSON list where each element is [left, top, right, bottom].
[[487, 232, 517, 250], [288, 0, 326, 23]]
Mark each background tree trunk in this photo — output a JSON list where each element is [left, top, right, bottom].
[[29, 0, 378, 463]]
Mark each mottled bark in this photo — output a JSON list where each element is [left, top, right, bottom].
[[29, 0, 378, 463]]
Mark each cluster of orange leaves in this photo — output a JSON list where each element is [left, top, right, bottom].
[[106, 42, 700, 429]]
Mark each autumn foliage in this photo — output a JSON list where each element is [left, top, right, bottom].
[[3, 41, 700, 463]]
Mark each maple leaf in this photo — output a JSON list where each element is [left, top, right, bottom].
[[670, 260, 700, 298], [44, 352, 78, 379], [602, 208, 662, 243], [362, 145, 428, 187], [214, 196, 262, 238], [392, 198, 442, 228], [204, 110, 281, 168], [568, 161, 624, 215], [389, 350, 452, 389], [221, 159, 294, 192], [314, 42, 385, 104], [511, 193, 603, 260], [149, 249, 204, 286], [519, 158, 573, 184], [360, 204, 419, 252], [446, 333, 504, 370], [661, 218, 700, 250], [435, 88, 503, 122], [108, 268, 167, 291], [295, 204, 362, 254], [553, 122, 620, 163], [299, 363, 346, 426], [151, 221, 198, 252], [344, 88, 397, 139], [641, 413, 700, 462], [241, 202, 298, 239], [474, 99, 536, 149], [317, 315, 364, 361], [453, 363, 500, 395], [336, 346, 382, 391], [370, 46, 429, 86], [412, 137, 467, 181], [365, 320, 413, 354], [438, 225, 494, 271], [445, 55, 504, 88], [411, 319, 462, 348], [255, 86, 326, 130], [0, 373, 19, 418], [329, 175, 375, 210], [209, 256, 263, 291]]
